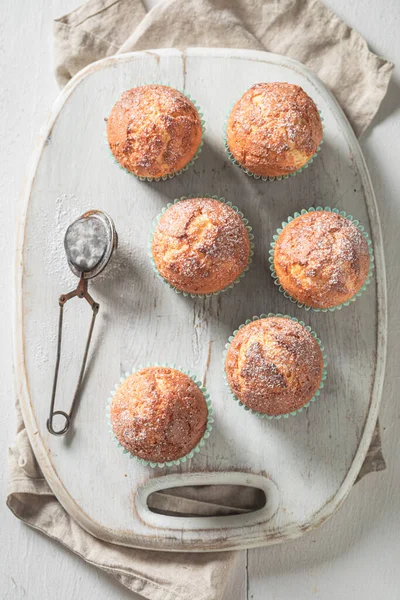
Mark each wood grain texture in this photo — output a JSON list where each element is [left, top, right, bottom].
[[15, 48, 386, 552]]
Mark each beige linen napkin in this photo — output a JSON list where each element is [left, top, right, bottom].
[[8, 1, 392, 599]]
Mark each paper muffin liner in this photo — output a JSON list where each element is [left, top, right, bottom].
[[106, 83, 205, 182], [269, 206, 375, 312], [106, 363, 214, 468], [223, 107, 324, 182], [223, 314, 328, 420], [149, 194, 255, 298]]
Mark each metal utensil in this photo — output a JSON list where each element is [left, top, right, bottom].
[[47, 210, 118, 436]]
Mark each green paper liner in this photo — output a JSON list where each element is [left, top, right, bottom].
[[149, 194, 255, 298], [106, 83, 205, 182], [269, 206, 375, 312], [106, 363, 214, 468], [223, 107, 324, 182], [223, 314, 328, 419]]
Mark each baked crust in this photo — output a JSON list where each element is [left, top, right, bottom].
[[225, 317, 324, 415], [226, 82, 323, 177], [152, 198, 250, 294], [110, 367, 208, 462], [107, 85, 202, 178], [273, 211, 370, 309]]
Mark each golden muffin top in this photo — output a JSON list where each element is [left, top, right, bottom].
[[225, 317, 324, 415], [107, 84, 202, 179], [273, 211, 370, 309], [226, 82, 323, 177], [152, 197, 251, 295], [110, 367, 208, 463]]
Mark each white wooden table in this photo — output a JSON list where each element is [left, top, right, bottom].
[[1, 1, 399, 598]]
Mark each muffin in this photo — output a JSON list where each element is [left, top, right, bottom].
[[107, 84, 203, 179], [110, 367, 209, 463], [226, 82, 323, 178], [152, 197, 252, 295], [225, 317, 325, 416], [273, 210, 371, 309]]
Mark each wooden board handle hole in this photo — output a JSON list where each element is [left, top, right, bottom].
[[136, 472, 281, 531], [147, 484, 267, 517]]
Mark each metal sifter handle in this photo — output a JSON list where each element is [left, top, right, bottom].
[[47, 210, 117, 437], [47, 277, 99, 436]]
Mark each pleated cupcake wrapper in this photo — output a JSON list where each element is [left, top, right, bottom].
[[106, 83, 205, 182], [269, 206, 375, 312], [223, 314, 328, 420], [149, 194, 255, 298], [223, 108, 324, 182], [106, 363, 214, 468]]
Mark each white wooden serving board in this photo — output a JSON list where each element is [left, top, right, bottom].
[[15, 48, 386, 552]]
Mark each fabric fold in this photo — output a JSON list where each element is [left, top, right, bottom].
[[7, 490, 236, 600], [54, 0, 147, 86]]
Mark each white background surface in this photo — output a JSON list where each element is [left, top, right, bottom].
[[0, 1, 399, 598]]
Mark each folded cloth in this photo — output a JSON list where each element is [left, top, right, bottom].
[[54, 0, 393, 136], [8, 1, 392, 599]]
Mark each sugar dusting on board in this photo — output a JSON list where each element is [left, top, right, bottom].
[[26, 195, 78, 368], [42, 194, 80, 288], [40, 195, 124, 286], [30, 195, 123, 369]]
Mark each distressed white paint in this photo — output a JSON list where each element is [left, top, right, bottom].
[[15, 47, 386, 552], [1, 0, 400, 598]]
